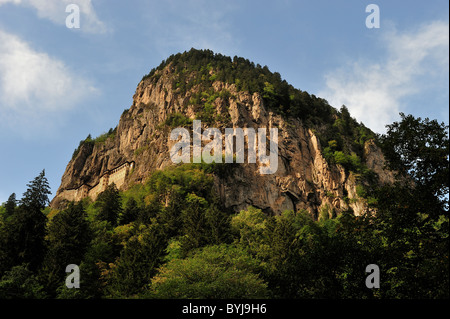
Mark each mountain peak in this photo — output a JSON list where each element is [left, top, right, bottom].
[[51, 50, 395, 217]]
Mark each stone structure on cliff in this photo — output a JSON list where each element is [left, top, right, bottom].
[[55, 161, 134, 203], [51, 57, 395, 218]]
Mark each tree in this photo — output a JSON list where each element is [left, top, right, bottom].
[[380, 113, 449, 213], [337, 105, 353, 135], [230, 206, 268, 255], [373, 113, 449, 298], [157, 191, 183, 237], [204, 204, 231, 245], [180, 193, 209, 254], [40, 202, 91, 296], [230, 208, 379, 299], [4, 193, 17, 217], [0, 264, 47, 299], [95, 183, 122, 226], [21, 169, 51, 210], [377, 113, 448, 227], [148, 244, 268, 299], [103, 222, 168, 297], [1, 171, 51, 273], [118, 197, 140, 225]]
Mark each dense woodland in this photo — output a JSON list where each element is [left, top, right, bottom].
[[0, 50, 448, 299]]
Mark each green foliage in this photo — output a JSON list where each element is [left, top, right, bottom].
[[142, 48, 335, 124], [0, 171, 50, 274], [40, 202, 91, 296], [71, 128, 117, 160], [95, 183, 122, 226], [370, 113, 449, 298], [187, 89, 232, 124], [133, 144, 150, 156], [118, 197, 140, 225], [320, 105, 376, 175], [319, 204, 332, 221], [148, 244, 268, 299], [356, 184, 367, 198], [93, 127, 117, 145], [179, 194, 230, 255], [72, 134, 94, 160], [163, 112, 193, 127], [4, 193, 17, 217], [380, 113, 449, 207], [230, 206, 268, 255], [0, 264, 47, 299], [180, 193, 209, 253], [230, 209, 381, 298], [21, 169, 51, 210], [103, 222, 168, 298], [145, 164, 216, 204]]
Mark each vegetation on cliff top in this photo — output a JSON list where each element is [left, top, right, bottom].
[[142, 49, 375, 172], [71, 127, 117, 160], [143, 48, 336, 124]]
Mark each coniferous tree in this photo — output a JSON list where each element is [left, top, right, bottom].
[[40, 202, 91, 296], [4, 193, 17, 217], [181, 193, 208, 254], [2, 170, 51, 273], [118, 197, 140, 225], [204, 204, 231, 245], [104, 222, 168, 297], [21, 169, 51, 210], [95, 183, 122, 226]]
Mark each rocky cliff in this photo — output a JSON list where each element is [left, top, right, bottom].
[[51, 50, 395, 217]]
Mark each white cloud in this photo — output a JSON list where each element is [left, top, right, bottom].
[[319, 20, 449, 133], [0, 0, 107, 34], [0, 0, 19, 4], [0, 29, 97, 136]]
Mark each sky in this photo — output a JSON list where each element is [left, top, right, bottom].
[[0, 0, 448, 204]]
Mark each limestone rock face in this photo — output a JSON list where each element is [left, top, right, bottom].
[[51, 64, 395, 217]]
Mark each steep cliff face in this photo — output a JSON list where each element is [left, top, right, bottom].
[[51, 53, 395, 217]]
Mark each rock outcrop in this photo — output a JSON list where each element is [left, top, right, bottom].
[[51, 60, 395, 217]]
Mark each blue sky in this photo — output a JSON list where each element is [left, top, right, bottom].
[[0, 0, 448, 204]]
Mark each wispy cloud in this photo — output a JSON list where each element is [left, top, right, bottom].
[[319, 20, 449, 133], [0, 0, 107, 34], [0, 29, 98, 136]]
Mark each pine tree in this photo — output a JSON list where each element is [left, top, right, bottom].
[[181, 193, 208, 254], [105, 222, 168, 297], [205, 204, 230, 245], [95, 183, 122, 226], [118, 197, 140, 225], [2, 170, 51, 272], [40, 202, 91, 296], [21, 169, 51, 210], [4, 193, 16, 217]]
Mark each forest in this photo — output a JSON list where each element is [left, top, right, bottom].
[[0, 113, 448, 299]]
